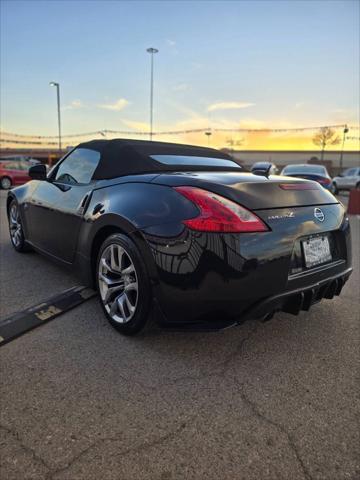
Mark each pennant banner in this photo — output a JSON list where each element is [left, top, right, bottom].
[[1, 124, 357, 140]]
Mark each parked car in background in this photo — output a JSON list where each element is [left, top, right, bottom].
[[330, 167, 360, 194], [251, 162, 278, 175], [0, 160, 31, 189], [281, 164, 332, 189], [0, 156, 41, 166]]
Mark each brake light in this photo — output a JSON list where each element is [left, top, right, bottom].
[[280, 183, 319, 190], [174, 186, 268, 233]]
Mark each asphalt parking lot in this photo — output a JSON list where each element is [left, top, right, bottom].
[[0, 190, 359, 480]]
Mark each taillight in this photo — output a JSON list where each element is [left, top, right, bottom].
[[174, 186, 269, 233], [318, 177, 331, 186]]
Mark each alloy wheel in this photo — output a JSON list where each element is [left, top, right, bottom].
[[1, 177, 12, 189], [9, 203, 22, 248], [98, 243, 139, 324]]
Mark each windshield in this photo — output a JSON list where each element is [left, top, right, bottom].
[[150, 155, 241, 169], [252, 162, 270, 169], [282, 165, 326, 175]]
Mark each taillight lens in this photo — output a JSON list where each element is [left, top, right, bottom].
[[174, 186, 269, 233], [280, 183, 319, 190], [318, 177, 331, 186]]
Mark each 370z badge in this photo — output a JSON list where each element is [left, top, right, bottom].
[[268, 211, 295, 220]]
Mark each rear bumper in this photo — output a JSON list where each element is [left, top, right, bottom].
[[152, 265, 352, 331], [240, 267, 352, 322]]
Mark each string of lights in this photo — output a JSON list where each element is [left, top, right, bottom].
[[1, 124, 358, 141]]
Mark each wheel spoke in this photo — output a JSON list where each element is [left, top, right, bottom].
[[109, 298, 118, 317], [99, 273, 123, 286], [125, 282, 138, 292], [124, 293, 135, 314], [117, 295, 127, 321], [118, 248, 126, 271], [104, 284, 124, 303], [10, 208, 18, 224], [110, 244, 125, 271], [100, 258, 117, 274], [121, 264, 135, 275], [110, 244, 118, 270]]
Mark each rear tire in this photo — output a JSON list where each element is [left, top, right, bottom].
[[1, 176, 12, 190], [96, 233, 151, 336], [8, 200, 32, 252]]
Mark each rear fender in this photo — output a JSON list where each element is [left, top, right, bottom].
[[86, 183, 198, 228], [76, 182, 196, 287]]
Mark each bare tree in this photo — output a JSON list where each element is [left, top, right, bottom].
[[312, 127, 340, 160]]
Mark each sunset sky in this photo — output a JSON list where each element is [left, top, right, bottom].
[[0, 0, 359, 150]]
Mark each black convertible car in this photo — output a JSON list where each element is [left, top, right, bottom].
[[7, 139, 352, 334]]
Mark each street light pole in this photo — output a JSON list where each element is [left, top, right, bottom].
[[205, 130, 212, 146], [339, 125, 349, 171], [146, 48, 158, 140], [49, 82, 62, 155]]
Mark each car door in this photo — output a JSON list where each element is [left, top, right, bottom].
[[17, 161, 32, 184], [348, 168, 360, 189], [2, 161, 21, 185], [341, 168, 356, 189], [26, 147, 101, 262]]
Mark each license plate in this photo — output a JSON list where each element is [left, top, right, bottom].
[[302, 236, 332, 268]]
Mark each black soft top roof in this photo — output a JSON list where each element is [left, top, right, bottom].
[[77, 138, 235, 180]]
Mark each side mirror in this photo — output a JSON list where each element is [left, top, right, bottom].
[[252, 167, 271, 178], [29, 164, 47, 181]]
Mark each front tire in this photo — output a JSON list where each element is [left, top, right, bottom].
[[1, 177, 12, 190], [96, 233, 151, 335], [8, 200, 32, 252]]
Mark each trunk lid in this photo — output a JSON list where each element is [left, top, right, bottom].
[[152, 171, 338, 210]]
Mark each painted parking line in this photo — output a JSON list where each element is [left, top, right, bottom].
[[0, 286, 97, 346]]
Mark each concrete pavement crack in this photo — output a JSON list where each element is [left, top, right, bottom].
[[219, 322, 260, 375], [233, 382, 313, 480], [154, 321, 260, 388], [0, 423, 51, 473], [46, 420, 188, 480]]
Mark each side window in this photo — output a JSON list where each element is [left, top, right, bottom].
[[346, 168, 356, 176], [54, 148, 100, 185], [2, 162, 13, 169], [20, 161, 30, 170], [9, 161, 21, 170]]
